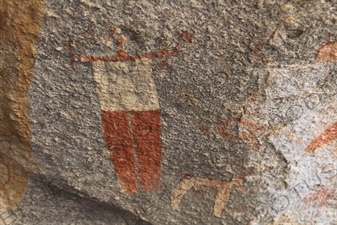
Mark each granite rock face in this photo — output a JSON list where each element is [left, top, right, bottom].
[[1, 0, 337, 224]]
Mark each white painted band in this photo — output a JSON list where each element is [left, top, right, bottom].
[[92, 59, 160, 111]]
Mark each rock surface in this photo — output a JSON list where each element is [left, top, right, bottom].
[[1, 0, 337, 224]]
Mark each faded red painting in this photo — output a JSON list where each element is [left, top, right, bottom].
[[217, 116, 263, 149], [70, 28, 193, 193], [316, 41, 337, 62], [305, 122, 337, 153]]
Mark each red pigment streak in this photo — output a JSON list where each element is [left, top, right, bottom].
[[101, 110, 138, 193], [251, 38, 264, 61], [305, 122, 337, 152], [236, 170, 255, 180], [179, 173, 193, 179], [194, 189, 206, 195], [200, 125, 210, 137], [239, 118, 263, 130], [304, 188, 335, 208], [116, 38, 124, 46], [316, 41, 337, 62], [181, 30, 194, 43], [129, 110, 162, 192], [70, 30, 193, 65], [250, 38, 275, 64], [217, 116, 261, 149], [0, 160, 10, 191], [240, 130, 260, 149], [217, 116, 240, 142]]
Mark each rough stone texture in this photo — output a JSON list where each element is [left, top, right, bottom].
[[0, 0, 44, 209], [1, 0, 337, 224]]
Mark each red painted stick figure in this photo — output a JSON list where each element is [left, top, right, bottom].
[[69, 28, 193, 193]]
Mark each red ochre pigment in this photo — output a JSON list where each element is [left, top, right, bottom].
[[130, 110, 162, 192], [316, 41, 337, 62], [304, 187, 335, 208], [70, 30, 194, 193], [101, 111, 138, 193], [217, 117, 262, 149], [305, 122, 337, 153], [101, 110, 161, 193]]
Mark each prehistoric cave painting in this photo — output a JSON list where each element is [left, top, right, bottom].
[[0, 0, 44, 209], [217, 116, 264, 150], [254, 63, 337, 223], [171, 175, 247, 217], [69, 28, 193, 193], [304, 122, 337, 153], [303, 43, 337, 153]]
